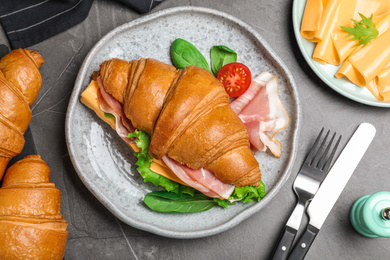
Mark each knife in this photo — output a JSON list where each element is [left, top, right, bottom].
[[287, 123, 376, 260]]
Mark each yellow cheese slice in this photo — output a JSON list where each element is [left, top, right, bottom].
[[300, 0, 325, 41], [301, 0, 390, 65], [80, 80, 187, 186], [300, 0, 390, 102], [335, 12, 390, 85], [366, 62, 390, 101], [335, 28, 390, 87], [377, 66, 390, 101]]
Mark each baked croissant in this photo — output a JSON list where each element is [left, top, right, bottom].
[[0, 49, 44, 180], [98, 58, 261, 187], [0, 155, 68, 260]]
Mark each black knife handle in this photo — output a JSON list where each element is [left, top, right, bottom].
[[287, 224, 319, 260], [270, 225, 297, 260]]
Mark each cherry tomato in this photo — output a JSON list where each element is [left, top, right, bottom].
[[217, 62, 251, 97]]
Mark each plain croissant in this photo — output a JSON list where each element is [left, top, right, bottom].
[[98, 58, 261, 187], [0, 49, 44, 180], [0, 155, 68, 259]]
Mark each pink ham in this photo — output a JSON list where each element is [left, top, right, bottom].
[[162, 156, 221, 198], [96, 77, 135, 145], [97, 77, 134, 133], [230, 72, 289, 157], [168, 156, 235, 199]]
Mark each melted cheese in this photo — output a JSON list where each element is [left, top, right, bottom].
[[80, 80, 187, 185]]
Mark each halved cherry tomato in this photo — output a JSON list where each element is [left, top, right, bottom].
[[217, 62, 251, 97]]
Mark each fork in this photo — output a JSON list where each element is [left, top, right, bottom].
[[269, 128, 341, 260]]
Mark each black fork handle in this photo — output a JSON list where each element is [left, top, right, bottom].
[[287, 224, 319, 260], [269, 225, 297, 260]]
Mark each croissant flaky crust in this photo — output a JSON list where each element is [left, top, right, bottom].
[[0, 155, 68, 260], [0, 49, 44, 179], [98, 58, 261, 187]]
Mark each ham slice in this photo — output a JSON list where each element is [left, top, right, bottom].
[[230, 72, 289, 157], [96, 77, 135, 144], [162, 156, 221, 198], [162, 156, 234, 199]]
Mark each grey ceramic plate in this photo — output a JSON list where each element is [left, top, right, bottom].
[[66, 6, 300, 239], [292, 0, 390, 107]]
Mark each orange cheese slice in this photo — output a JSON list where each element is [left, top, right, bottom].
[[301, 0, 390, 101], [301, 0, 390, 65], [300, 0, 326, 41], [366, 63, 390, 101], [335, 13, 390, 90], [80, 80, 187, 185], [335, 27, 390, 87]]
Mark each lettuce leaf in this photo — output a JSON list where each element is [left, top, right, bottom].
[[104, 112, 115, 119], [128, 129, 266, 212], [128, 130, 195, 196], [214, 180, 266, 208], [144, 191, 218, 213]]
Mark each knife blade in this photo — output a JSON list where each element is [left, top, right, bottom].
[[287, 123, 376, 260]]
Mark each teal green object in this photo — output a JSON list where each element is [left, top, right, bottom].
[[350, 191, 390, 238]]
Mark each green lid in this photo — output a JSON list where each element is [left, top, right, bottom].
[[350, 191, 390, 238]]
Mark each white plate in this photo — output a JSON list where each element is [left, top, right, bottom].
[[292, 0, 390, 107], [65, 6, 300, 239]]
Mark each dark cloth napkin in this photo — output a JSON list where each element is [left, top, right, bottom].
[[0, 0, 164, 49]]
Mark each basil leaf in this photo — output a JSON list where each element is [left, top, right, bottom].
[[210, 45, 237, 76], [171, 38, 210, 71], [144, 191, 217, 213]]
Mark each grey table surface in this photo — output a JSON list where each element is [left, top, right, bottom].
[[1, 0, 389, 259]]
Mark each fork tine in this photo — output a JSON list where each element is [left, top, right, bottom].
[[311, 130, 330, 167], [321, 134, 342, 171], [316, 132, 336, 169], [303, 128, 324, 165]]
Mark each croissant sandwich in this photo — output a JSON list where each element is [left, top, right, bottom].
[[0, 155, 68, 259], [81, 57, 289, 204], [0, 49, 44, 180]]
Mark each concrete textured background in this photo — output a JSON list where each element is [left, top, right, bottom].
[[1, 0, 389, 259]]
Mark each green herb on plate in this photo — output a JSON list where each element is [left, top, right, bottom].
[[341, 13, 378, 47], [215, 180, 266, 208], [171, 38, 210, 71], [128, 130, 194, 196], [210, 45, 237, 76], [144, 191, 218, 213]]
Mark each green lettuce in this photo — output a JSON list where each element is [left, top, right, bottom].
[[128, 130, 194, 196], [104, 112, 115, 119], [128, 130, 266, 212], [214, 181, 266, 208]]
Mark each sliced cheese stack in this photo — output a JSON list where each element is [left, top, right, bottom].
[[0, 155, 68, 260], [300, 0, 390, 101], [335, 13, 390, 101]]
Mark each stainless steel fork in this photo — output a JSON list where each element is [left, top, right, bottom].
[[270, 128, 341, 260]]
